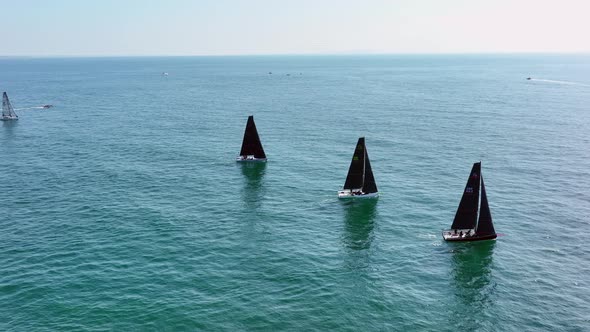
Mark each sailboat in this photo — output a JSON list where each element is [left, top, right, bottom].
[[442, 162, 497, 242], [1, 92, 18, 121], [236, 115, 267, 162], [338, 137, 378, 199]]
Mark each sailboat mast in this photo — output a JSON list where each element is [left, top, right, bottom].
[[478, 175, 485, 229], [361, 148, 366, 191], [2, 93, 8, 117]]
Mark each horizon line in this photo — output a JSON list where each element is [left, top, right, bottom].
[[1, 51, 589, 59]]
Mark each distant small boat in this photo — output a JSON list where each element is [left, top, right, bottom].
[[236, 115, 267, 162], [526, 77, 531, 80], [1, 92, 18, 121], [42, 104, 53, 109], [268, 71, 272, 75], [442, 162, 497, 242], [338, 137, 378, 199], [162, 72, 169, 76]]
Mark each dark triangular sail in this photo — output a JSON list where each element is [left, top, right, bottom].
[[343, 137, 366, 190], [239, 115, 266, 159], [475, 176, 496, 237], [2, 92, 17, 118], [362, 147, 378, 193], [451, 162, 481, 229]]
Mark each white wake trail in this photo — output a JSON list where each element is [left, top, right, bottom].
[[13, 106, 47, 111], [530, 78, 590, 87]]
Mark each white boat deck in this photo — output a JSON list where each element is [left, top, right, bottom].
[[236, 155, 266, 162], [338, 189, 378, 199], [442, 229, 475, 240]]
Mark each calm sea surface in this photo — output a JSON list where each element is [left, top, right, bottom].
[[1, 55, 589, 331]]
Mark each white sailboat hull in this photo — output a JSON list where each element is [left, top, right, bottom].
[[442, 229, 497, 242], [442, 229, 474, 240], [338, 189, 379, 199], [236, 155, 267, 162], [1, 115, 18, 121]]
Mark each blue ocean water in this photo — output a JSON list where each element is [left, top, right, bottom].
[[1, 54, 589, 331]]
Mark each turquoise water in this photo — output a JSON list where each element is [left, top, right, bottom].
[[1, 55, 590, 331]]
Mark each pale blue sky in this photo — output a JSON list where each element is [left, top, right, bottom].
[[2, 0, 589, 56]]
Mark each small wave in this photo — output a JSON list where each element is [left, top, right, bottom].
[[417, 233, 437, 239]]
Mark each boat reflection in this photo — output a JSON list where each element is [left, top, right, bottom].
[[449, 240, 496, 329], [2, 119, 18, 137], [342, 199, 377, 251], [239, 162, 266, 208]]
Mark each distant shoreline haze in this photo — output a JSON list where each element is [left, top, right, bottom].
[[1, 52, 590, 59]]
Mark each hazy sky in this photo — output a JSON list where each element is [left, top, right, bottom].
[[2, 0, 589, 56]]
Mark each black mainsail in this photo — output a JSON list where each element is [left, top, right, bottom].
[[2, 92, 18, 120], [450, 162, 481, 230], [343, 138, 365, 190], [343, 137, 378, 194], [238, 115, 266, 160]]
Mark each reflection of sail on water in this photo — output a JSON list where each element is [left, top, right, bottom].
[[449, 241, 496, 330], [342, 200, 377, 250], [341, 199, 377, 293], [239, 162, 266, 208]]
